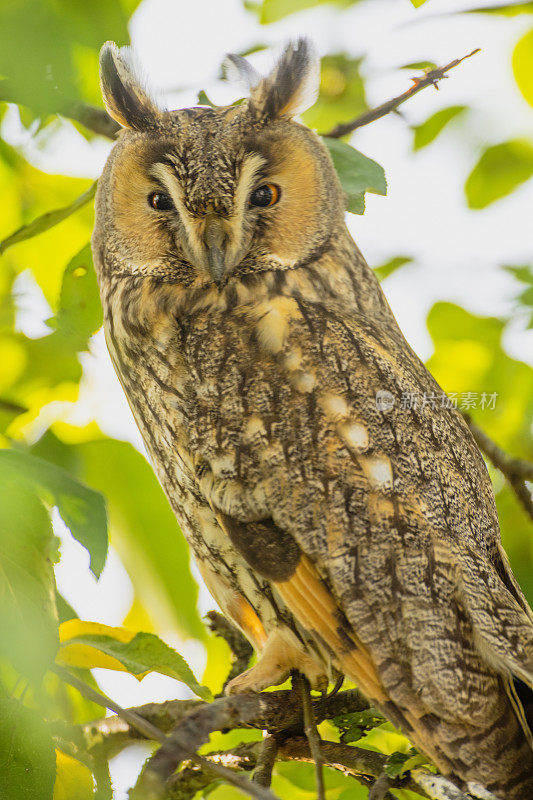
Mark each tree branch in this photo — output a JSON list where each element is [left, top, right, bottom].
[[81, 684, 484, 800], [462, 412, 533, 520], [62, 103, 120, 140], [297, 674, 325, 800], [322, 49, 480, 139], [206, 610, 254, 690], [82, 688, 372, 758], [252, 734, 279, 788], [55, 665, 277, 800]]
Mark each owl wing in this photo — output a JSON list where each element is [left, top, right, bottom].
[[189, 296, 533, 735]]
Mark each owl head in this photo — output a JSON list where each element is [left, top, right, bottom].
[[93, 40, 345, 289]]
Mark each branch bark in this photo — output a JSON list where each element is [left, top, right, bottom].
[[80, 685, 486, 800], [462, 412, 533, 520], [322, 49, 480, 139]]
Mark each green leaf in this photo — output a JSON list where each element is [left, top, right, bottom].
[[465, 140, 533, 209], [504, 264, 533, 327], [412, 105, 467, 151], [0, 0, 140, 112], [384, 751, 410, 778], [0, 480, 58, 680], [466, 2, 533, 15], [399, 60, 437, 71], [513, 27, 533, 108], [374, 256, 413, 282], [34, 433, 204, 640], [0, 449, 107, 577], [333, 708, 385, 743], [322, 137, 387, 214], [197, 90, 217, 108], [275, 762, 354, 791], [0, 699, 56, 800], [259, 0, 356, 25], [60, 628, 212, 700], [50, 244, 103, 351], [0, 184, 96, 256]]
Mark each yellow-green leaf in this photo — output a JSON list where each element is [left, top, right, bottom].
[[373, 256, 413, 282], [0, 184, 96, 256], [53, 751, 94, 800], [467, 2, 533, 16], [0, 480, 59, 680], [513, 27, 533, 108], [0, 699, 56, 800], [412, 105, 467, 151], [57, 620, 212, 701], [465, 140, 533, 209]]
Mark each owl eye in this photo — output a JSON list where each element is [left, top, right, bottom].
[[148, 192, 174, 211], [250, 183, 280, 208]]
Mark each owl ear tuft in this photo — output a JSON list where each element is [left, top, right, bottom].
[[99, 42, 162, 130], [223, 53, 262, 91], [248, 39, 319, 122]]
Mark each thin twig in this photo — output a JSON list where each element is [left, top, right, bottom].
[[206, 610, 254, 690], [53, 665, 167, 744], [252, 734, 279, 788], [369, 771, 395, 800], [54, 665, 278, 800], [297, 674, 325, 800], [462, 412, 533, 519], [0, 182, 97, 255], [62, 103, 120, 140], [322, 49, 480, 139]]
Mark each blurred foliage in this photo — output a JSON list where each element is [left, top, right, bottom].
[[465, 139, 533, 209], [303, 53, 367, 132], [411, 105, 467, 151], [0, 0, 140, 117], [0, 0, 532, 798], [504, 264, 533, 328], [513, 27, 533, 108], [254, 0, 360, 25]]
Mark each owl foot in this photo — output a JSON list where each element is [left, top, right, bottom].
[[225, 625, 328, 695]]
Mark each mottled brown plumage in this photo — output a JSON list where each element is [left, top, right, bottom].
[[92, 40, 533, 798]]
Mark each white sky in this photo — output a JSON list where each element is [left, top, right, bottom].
[[4, 1, 533, 796]]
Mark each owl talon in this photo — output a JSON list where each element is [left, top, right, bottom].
[[225, 625, 328, 695]]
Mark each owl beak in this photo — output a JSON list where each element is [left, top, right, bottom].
[[203, 214, 227, 284]]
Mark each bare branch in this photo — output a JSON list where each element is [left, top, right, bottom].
[[82, 687, 372, 757], [206, 610, 253, 689], [369, 771, 395, 800], [0, 183, 97, 255], [252, 734, 278, 788], [322, 49, 480, 139], [63, 103, 120, 140], [55, 666, 277, 800], [297, 674, 325, 800], [462, 412, 533, 520]]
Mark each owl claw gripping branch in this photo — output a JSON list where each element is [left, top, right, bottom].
[[92, 40, 533, 798]]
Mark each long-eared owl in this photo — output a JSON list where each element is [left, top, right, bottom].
[[91, 40, 533, 799]]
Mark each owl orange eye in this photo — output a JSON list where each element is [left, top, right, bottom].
[[250, 184, 280, 208], [148, 192, 173, 211]]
